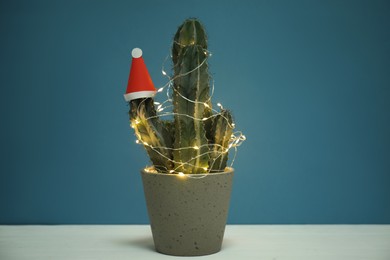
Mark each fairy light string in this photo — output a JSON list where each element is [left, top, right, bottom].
[[131, 45, 246, 177]]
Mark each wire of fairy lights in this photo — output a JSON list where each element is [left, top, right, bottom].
[[130, 45, 246, 177]]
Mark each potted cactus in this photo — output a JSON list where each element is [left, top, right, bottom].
[[125, 19, 245, 256]]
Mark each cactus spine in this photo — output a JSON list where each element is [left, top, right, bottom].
[[129, 19, 236, 174]]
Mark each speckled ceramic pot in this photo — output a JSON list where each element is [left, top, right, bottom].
[[140, 167, 234, 256]]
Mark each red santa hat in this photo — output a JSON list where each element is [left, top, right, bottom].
[[124, 48, 156, 101]]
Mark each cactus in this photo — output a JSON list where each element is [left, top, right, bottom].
[[129, 98, 173, 172], [128, 18, 238, 174]]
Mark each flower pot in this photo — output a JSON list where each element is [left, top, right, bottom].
[[140, 167, 234, 256]]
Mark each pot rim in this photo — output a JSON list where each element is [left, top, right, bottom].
[[142, 166, 234, 177]]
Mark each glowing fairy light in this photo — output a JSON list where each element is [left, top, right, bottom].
[[193, 146, 199, 150], [178, 172, 185, 177], [157, 87, 164, 92]]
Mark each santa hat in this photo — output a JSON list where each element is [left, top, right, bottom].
[[124, 48, 156, 101]]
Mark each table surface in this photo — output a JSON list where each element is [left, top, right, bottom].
[[1, 225, 389, 260]]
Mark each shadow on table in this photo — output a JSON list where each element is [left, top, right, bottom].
[[112, 236, 155, 252], [221, 237, 235, 250], [112, 236, 234, 253]]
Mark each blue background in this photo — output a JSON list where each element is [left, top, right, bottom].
[[1, 0, 389, 224]]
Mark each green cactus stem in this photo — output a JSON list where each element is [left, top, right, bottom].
[[209, 110, 234, 172], [172, 20, 211, 174], [172, 46, 210, 174], [129, 98, 173, 172]]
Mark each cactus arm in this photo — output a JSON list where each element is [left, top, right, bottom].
[[209, 110, 234, 172], [129, 98, 174, 172]]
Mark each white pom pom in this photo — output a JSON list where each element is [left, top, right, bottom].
[[131, 48, 143, 58]]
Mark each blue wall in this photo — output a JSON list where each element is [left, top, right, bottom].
[[1, 0, 389, 224]]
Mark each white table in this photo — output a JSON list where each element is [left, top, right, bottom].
[[1, 225, 389, 259]]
